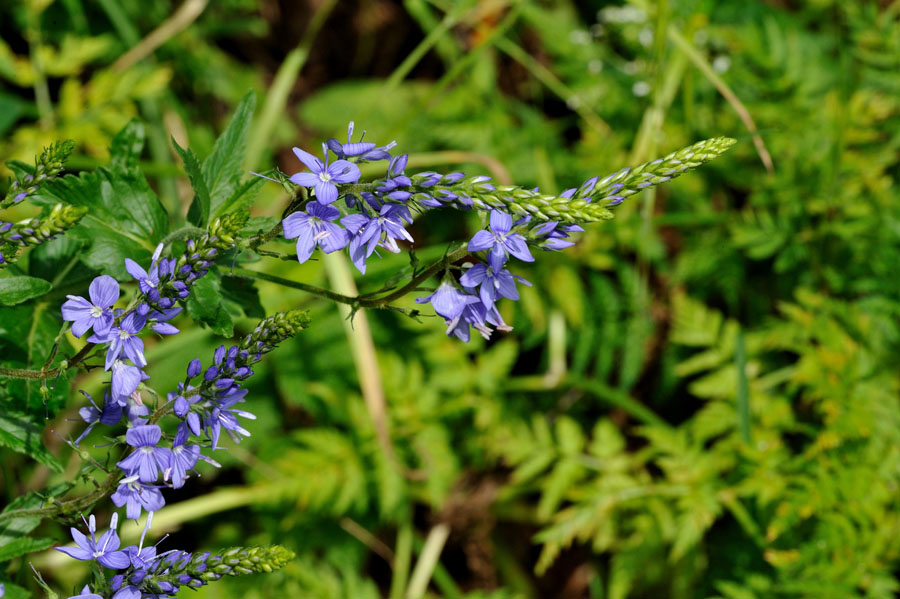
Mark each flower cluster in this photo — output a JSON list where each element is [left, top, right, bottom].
[[55, 513, 293, 598], [278, 124, 735, 341]]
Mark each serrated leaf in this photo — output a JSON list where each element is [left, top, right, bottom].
[[202, 91, 256, 221], [185, 274, 233, 336], [108, 119, 145, 169], [213, 175, 266, 222], [0, 411, 62, 472], [0, 275, 51, 305], [175, 139, 212, 227], [220, 275, 265, 319], [34, 123, 168, 279]]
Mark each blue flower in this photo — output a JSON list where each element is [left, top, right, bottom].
[[446, 301, 512, 342], [282, 202, 349, 263], [110, 360, 147, 402], [533, 220, 584, 250], [111, 475, 166, 520], [459, 263, 531, 310], [206, 387, 255, 450], [342, 204, 414, 274], [75, 390, 124, 445], [415, 281, 481, 321], [148, 306, 181, 336], [125, 243, 164, 295], [99, 310, 148, 370], [61, 275, 120, 338], [116, 424, 172, 483], [467, 210, 535, 271], [289, 143, 361, 204], [166, 426, 200, 489], [55, 513, 130, 570]]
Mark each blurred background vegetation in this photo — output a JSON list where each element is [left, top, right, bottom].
[[4, 0, 900, 597]]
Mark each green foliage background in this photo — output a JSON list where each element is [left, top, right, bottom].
[[3, 0, 900, 597]]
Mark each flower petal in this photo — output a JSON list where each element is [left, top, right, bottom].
[[315, 181, 338, 204], [318, 222, 349, 254], [292, 147, 324, 172], [328, 160, 361, 184], [124, 259, 148, 283], [289, 172, 320, 187], [89, 275, 120, 308], [467, 230, 494, 252], [295, 228, 316, 264], [282, 213, 309, 240], [489, 210, 512, 234]]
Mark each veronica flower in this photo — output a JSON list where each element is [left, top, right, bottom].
[[459, 263, 531, 310], [166, 426, 200, 489], [446, 301, 512, 342], [56, 513, 130, 569], [116, 424, 172, 483], [289, 143, 361, 204], [533, 220, 584, 250], [61, 275, 119, 338], [468, 210, 535, 271], [415, 281, 481, 321], [206, 387, 255, 450], [125, 243, 164, 294], [110, 360, 147, 401], [282, 202, 349, 263], [342, 204, 414, 274], [111, 475, 166, 520], [101, 310, 148, 370], [75, 390, 124, 445], [148, 306, 181, 336]]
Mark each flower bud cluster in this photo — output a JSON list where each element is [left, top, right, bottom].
[[2, 140, 74, 209], [0, 204, 87, 266]]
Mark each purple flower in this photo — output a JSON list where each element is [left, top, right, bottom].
[[459, 264, 531, 310], [533, 221, 584, 250], [61, 275, 120, 338], [289, 144, 361, 204], [100, 311, 148, 370], [116, 424, 172, 483], [468, 210, 535, 271], [282, 202, 349, 264], [75, 390, 124, 445], [166, 426, 200, 488], [124, 243, 164, 295], [342, 204, 414, 274], [415, 281, 481, 321], [148, 306, 181, 336], [446, 301, 512, 342], [110, 360, 148, 401], [111, 475, 166, 519], [206, 387, 255, 450], [55, 513, 130, 569]]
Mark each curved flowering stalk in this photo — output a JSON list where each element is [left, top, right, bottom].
[[2, 140, 74, 209], [258, 125, 734, 341]]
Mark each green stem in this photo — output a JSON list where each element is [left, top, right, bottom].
[[390, 521, 414, 599], [233, 245, 471, 309], [0, 342, 96, 381], [406, 523, 450, 599]]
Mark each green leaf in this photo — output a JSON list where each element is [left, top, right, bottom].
[[202, 91, 256, 223], [0, 411, 62, 472], [213, 175, 266, 221], [0, 275, 51, 306], [108, 119, 145, 169], [0, 536, 55, 561], [185, 273, 234, 336], [221, 274, 265, 319], [34, 124, 169, 279], [174, 139, 212, 227], [0, 482, 73, 549]]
